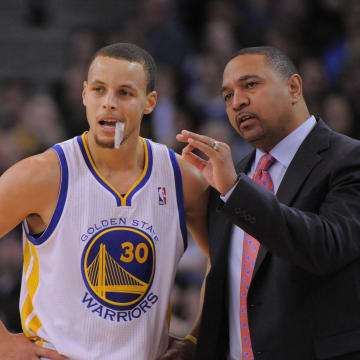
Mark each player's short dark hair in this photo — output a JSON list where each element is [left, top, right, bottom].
[[88, 43, 156, 93], [229, 46, 298, 78]]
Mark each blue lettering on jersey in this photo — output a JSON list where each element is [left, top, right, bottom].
[[82, 291, 159, 322], [80, 217, 159, 243]]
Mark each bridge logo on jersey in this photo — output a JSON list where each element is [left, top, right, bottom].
[[81, 226, 155, 311]]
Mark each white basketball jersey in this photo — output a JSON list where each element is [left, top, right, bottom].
[[20, 134, 187, 360]]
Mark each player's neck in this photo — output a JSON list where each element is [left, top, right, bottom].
[[86, 134, 145, 173]]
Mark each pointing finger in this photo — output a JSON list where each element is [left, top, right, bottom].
[[178, 130, 215, 148], [188, 138, 221, 159]]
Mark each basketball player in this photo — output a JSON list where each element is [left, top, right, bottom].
[[0, 43, 209, 360]]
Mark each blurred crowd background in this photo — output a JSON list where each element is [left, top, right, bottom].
[[0, 0, 359, 337]]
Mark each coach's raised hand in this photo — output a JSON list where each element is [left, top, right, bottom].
[[176, 130, 238, 195], [0, 321, 67, 360]]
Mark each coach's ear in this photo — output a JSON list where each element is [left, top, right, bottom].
[[288, 74, 302, 106]]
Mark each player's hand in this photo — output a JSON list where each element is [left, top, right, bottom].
[[0, 322, 68, 360], [177, 130, 238, 195], [157, 335, 195, 360]]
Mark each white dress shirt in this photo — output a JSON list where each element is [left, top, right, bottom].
[[224, 116, 316, 360]]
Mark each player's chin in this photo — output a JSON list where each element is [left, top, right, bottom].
[[94, 135, 115, 148]]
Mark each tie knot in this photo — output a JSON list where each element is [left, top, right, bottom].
[[256, 153, 275, 172], [253, 153, 276, 191]]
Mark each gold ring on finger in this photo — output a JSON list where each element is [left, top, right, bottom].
[[212, 141, 220, 151]]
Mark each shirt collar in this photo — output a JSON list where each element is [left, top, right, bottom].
[[254, 115, 317, 168]]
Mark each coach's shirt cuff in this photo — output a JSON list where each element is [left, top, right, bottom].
[[220, 177, 240, 202]]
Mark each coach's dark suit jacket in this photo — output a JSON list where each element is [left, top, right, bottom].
[[195, 119, 360, 360]]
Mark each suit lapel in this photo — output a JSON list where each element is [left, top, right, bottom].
[[276, 123, 329, 204], [253, 120, 330, 278], [236, 151, 255, 175]]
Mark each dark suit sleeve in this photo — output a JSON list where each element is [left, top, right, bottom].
[[219, 144, 360, 275]]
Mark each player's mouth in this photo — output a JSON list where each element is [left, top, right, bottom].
[[99, 120, 116, 127], [98, 117, 121, 133]]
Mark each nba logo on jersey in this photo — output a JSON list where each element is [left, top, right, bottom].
[[158, 187, 166, 205]]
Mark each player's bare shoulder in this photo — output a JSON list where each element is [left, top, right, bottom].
[[4, 149, 60, 198], [0, 149, 61, 238], [28, 148, 61, 191]]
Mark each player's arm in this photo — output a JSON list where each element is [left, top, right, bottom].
[[0, 149, 60, 239], [158, 259, 211, 360], [0, 149, 66, 359], [177, 154, 210, 257], [159, 155, 210, 359]]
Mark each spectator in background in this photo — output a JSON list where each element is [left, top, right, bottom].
[[53, 27, 102, 138], [339, 54, 360, 122], [15, 93, 66, 156], [136, 0, 189, 68], [64, 27, 102, 69], [265, 24, 306, 66], [54, 64, 88, 137], [0, 229, 22, 333], [232, 0, 273, 46], [0, 79, 32, 173], [202, 19, 238, 68], [186, 54, 226, 122], [299, 57, 329, 117], [323, 0, 360, 84], [0, 79, 30, 133], [322, 93, 356, 137], [0, 133, 22, 174], [151, 66, 178, 148]]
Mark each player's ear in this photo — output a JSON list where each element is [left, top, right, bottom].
[[144, 91, 157, 115], [82, 81, 88, 107]]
